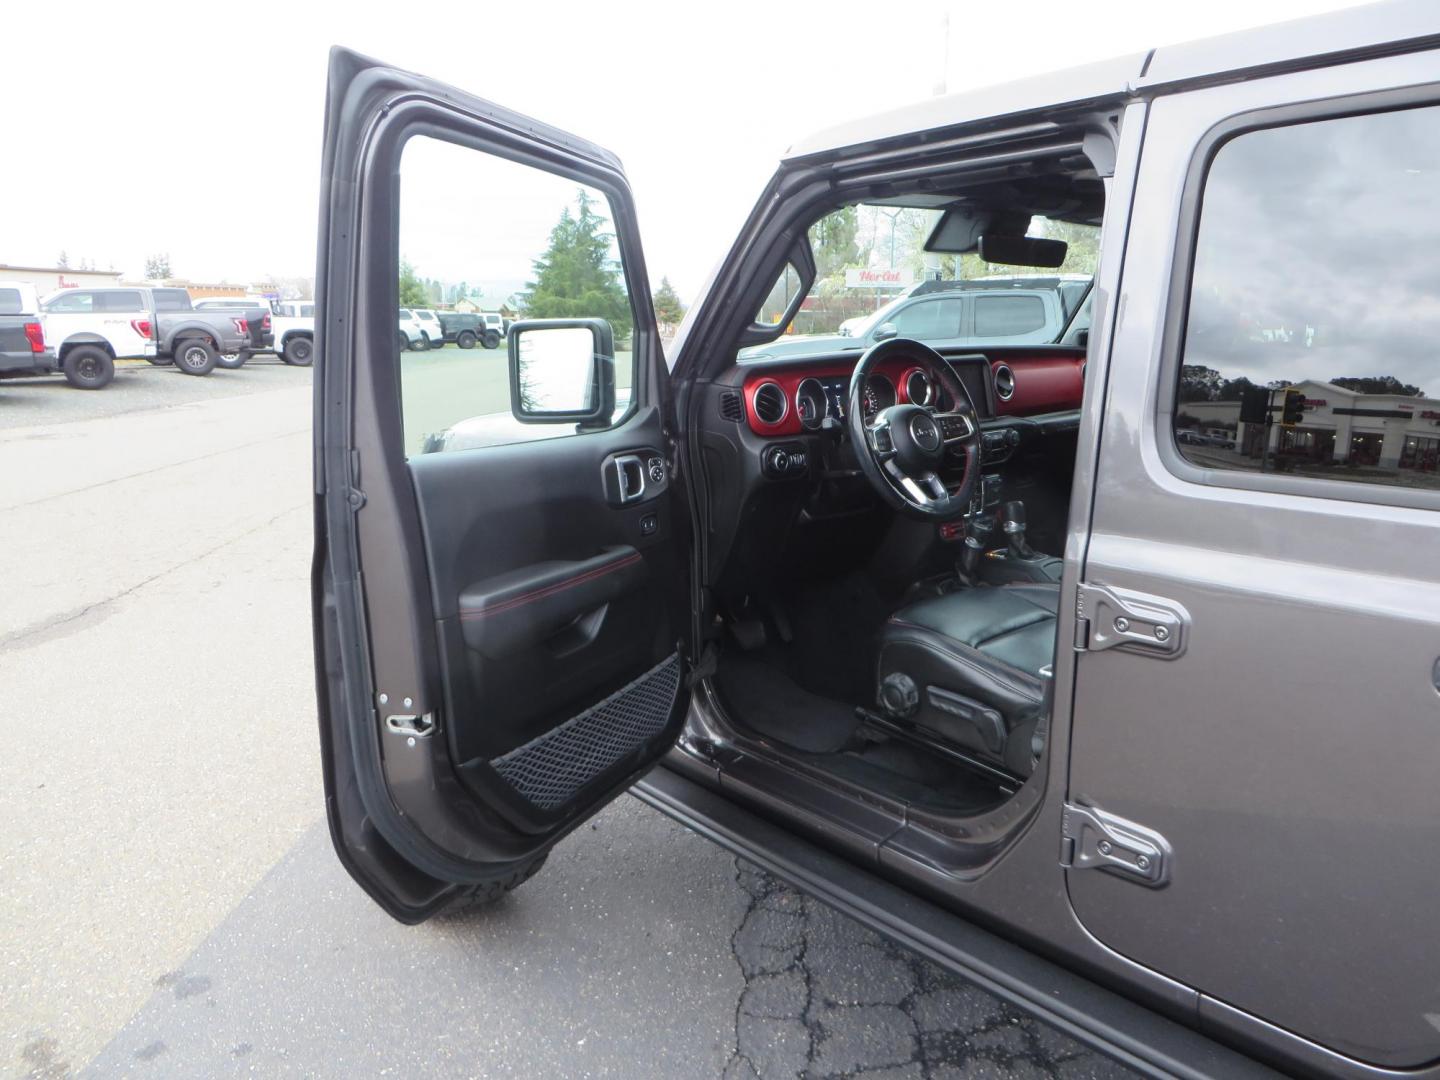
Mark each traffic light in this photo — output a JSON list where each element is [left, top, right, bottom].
[[1281, 388, 1305, 426]]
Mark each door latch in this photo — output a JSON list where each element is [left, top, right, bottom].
[[1061, 803, 1171, 887], [1074, 582, 1187, 658]]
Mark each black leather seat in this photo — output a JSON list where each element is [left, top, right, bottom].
[[876, 584, 1059, 775]]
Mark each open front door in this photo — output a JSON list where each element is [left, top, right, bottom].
[[313, 48, 693, 923]]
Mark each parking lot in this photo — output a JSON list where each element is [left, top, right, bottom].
[[1, 350, 1130, 1079]]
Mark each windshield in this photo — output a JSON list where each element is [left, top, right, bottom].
[[740, 202, 1099, 360]]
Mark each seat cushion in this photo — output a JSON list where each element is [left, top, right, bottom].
[[876, 584, 1059, 772]]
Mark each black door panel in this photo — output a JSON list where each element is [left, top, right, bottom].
[[313, 48, 693, 919], [411, 408, 687, 773]]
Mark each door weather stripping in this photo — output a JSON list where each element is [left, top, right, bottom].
[[1061, 803, 1171, 888], [1074, 582, 1187, 658]]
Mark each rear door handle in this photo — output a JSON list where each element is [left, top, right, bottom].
[[1075, 582, 1188, 658]]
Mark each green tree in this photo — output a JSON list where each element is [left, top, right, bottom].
[[1331, 375, 1422, 397], [144, 252, 171, 280], [811, 205, 862, 281], [57, 250, 70, 269], [653, 276, 685, 325], [398, 258, 427, 307], [519, 190, 632, 343]]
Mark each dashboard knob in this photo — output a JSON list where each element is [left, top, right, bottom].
[[1006, 429, 1020, 447]]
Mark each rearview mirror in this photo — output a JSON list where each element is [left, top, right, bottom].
[[509, 318, 615, 426], [977, 233, 1068, 268]]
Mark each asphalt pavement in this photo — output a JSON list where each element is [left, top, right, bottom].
[[1, 352, 1131, 1079]]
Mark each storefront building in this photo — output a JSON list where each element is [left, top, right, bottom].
[[1182, 379, 1440, 474]]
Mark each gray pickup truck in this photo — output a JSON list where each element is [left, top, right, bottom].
[[41, 285, 251, 386], [0, 281, 58, 380]]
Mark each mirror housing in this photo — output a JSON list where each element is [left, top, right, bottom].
[[508, 318, 616, 426], [873, 322, 898, 342], [737, 233, 818, 347], [977, 233, 1068, 268]]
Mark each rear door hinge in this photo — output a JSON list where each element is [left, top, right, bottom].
[[1061, 802, 1171, 887], [1073, 582, 1187, 658]]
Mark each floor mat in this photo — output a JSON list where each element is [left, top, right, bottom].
[[714, 655, 862, 754]]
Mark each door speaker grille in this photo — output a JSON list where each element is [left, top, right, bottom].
[[719, 391, 743, 422], [490, 653, 681, 811]]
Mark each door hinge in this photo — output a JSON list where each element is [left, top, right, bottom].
[[1073, 582, 1187, 658], [1061, 803, 1171, 887]]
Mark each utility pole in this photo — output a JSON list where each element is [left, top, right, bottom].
[[1260, 387, 1274, 474]]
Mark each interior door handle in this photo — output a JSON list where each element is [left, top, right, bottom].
[[613, 455, 646, 504], [1075, 582, 1189, 659]]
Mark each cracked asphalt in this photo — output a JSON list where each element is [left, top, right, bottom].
[[1, 361, 1132, 1079]]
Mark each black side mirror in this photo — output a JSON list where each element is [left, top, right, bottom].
[[737, 234, 818, 347], [509, 318, 615, 426]]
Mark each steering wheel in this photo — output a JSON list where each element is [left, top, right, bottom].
[[847, 338, 980, 520]]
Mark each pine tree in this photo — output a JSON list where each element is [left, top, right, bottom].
[[519, 190, 632, 343], [653, 276, 685, 325]]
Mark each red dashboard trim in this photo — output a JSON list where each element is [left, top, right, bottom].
[[991, 354, 1085, 417], [741, 359, 930, 436], [741, 351, 1086, 433]]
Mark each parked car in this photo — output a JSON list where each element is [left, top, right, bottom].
[[397, 308, 425, 350], [41, 286, 248, 385], [436, 311, 501, 350], [313, 10, 1440, 1078], [411, 308, 445, 349], [480, 311, 506, 342], [270, 300, 315, 366], [0, 280, 58, 381], [193, 295, 275, 367]]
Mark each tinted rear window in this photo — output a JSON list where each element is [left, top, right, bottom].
[[974, 294, 1047, 337], [153, 289, 191, 311], [97, 290, 144, 312], [0, 288, 22, 316]]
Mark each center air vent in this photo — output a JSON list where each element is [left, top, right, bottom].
[[993, 363, 1015, 402], [719, 391, 743, 422], [752, 381, 788, 425]]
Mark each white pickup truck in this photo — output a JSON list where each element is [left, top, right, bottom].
[[270, 299, 315, 366]]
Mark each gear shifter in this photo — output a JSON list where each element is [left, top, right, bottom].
[[1001, 500, 1036, 561], [957, 512, 997, 586]]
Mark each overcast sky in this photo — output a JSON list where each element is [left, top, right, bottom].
[[3, 0, 1359, 302]]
